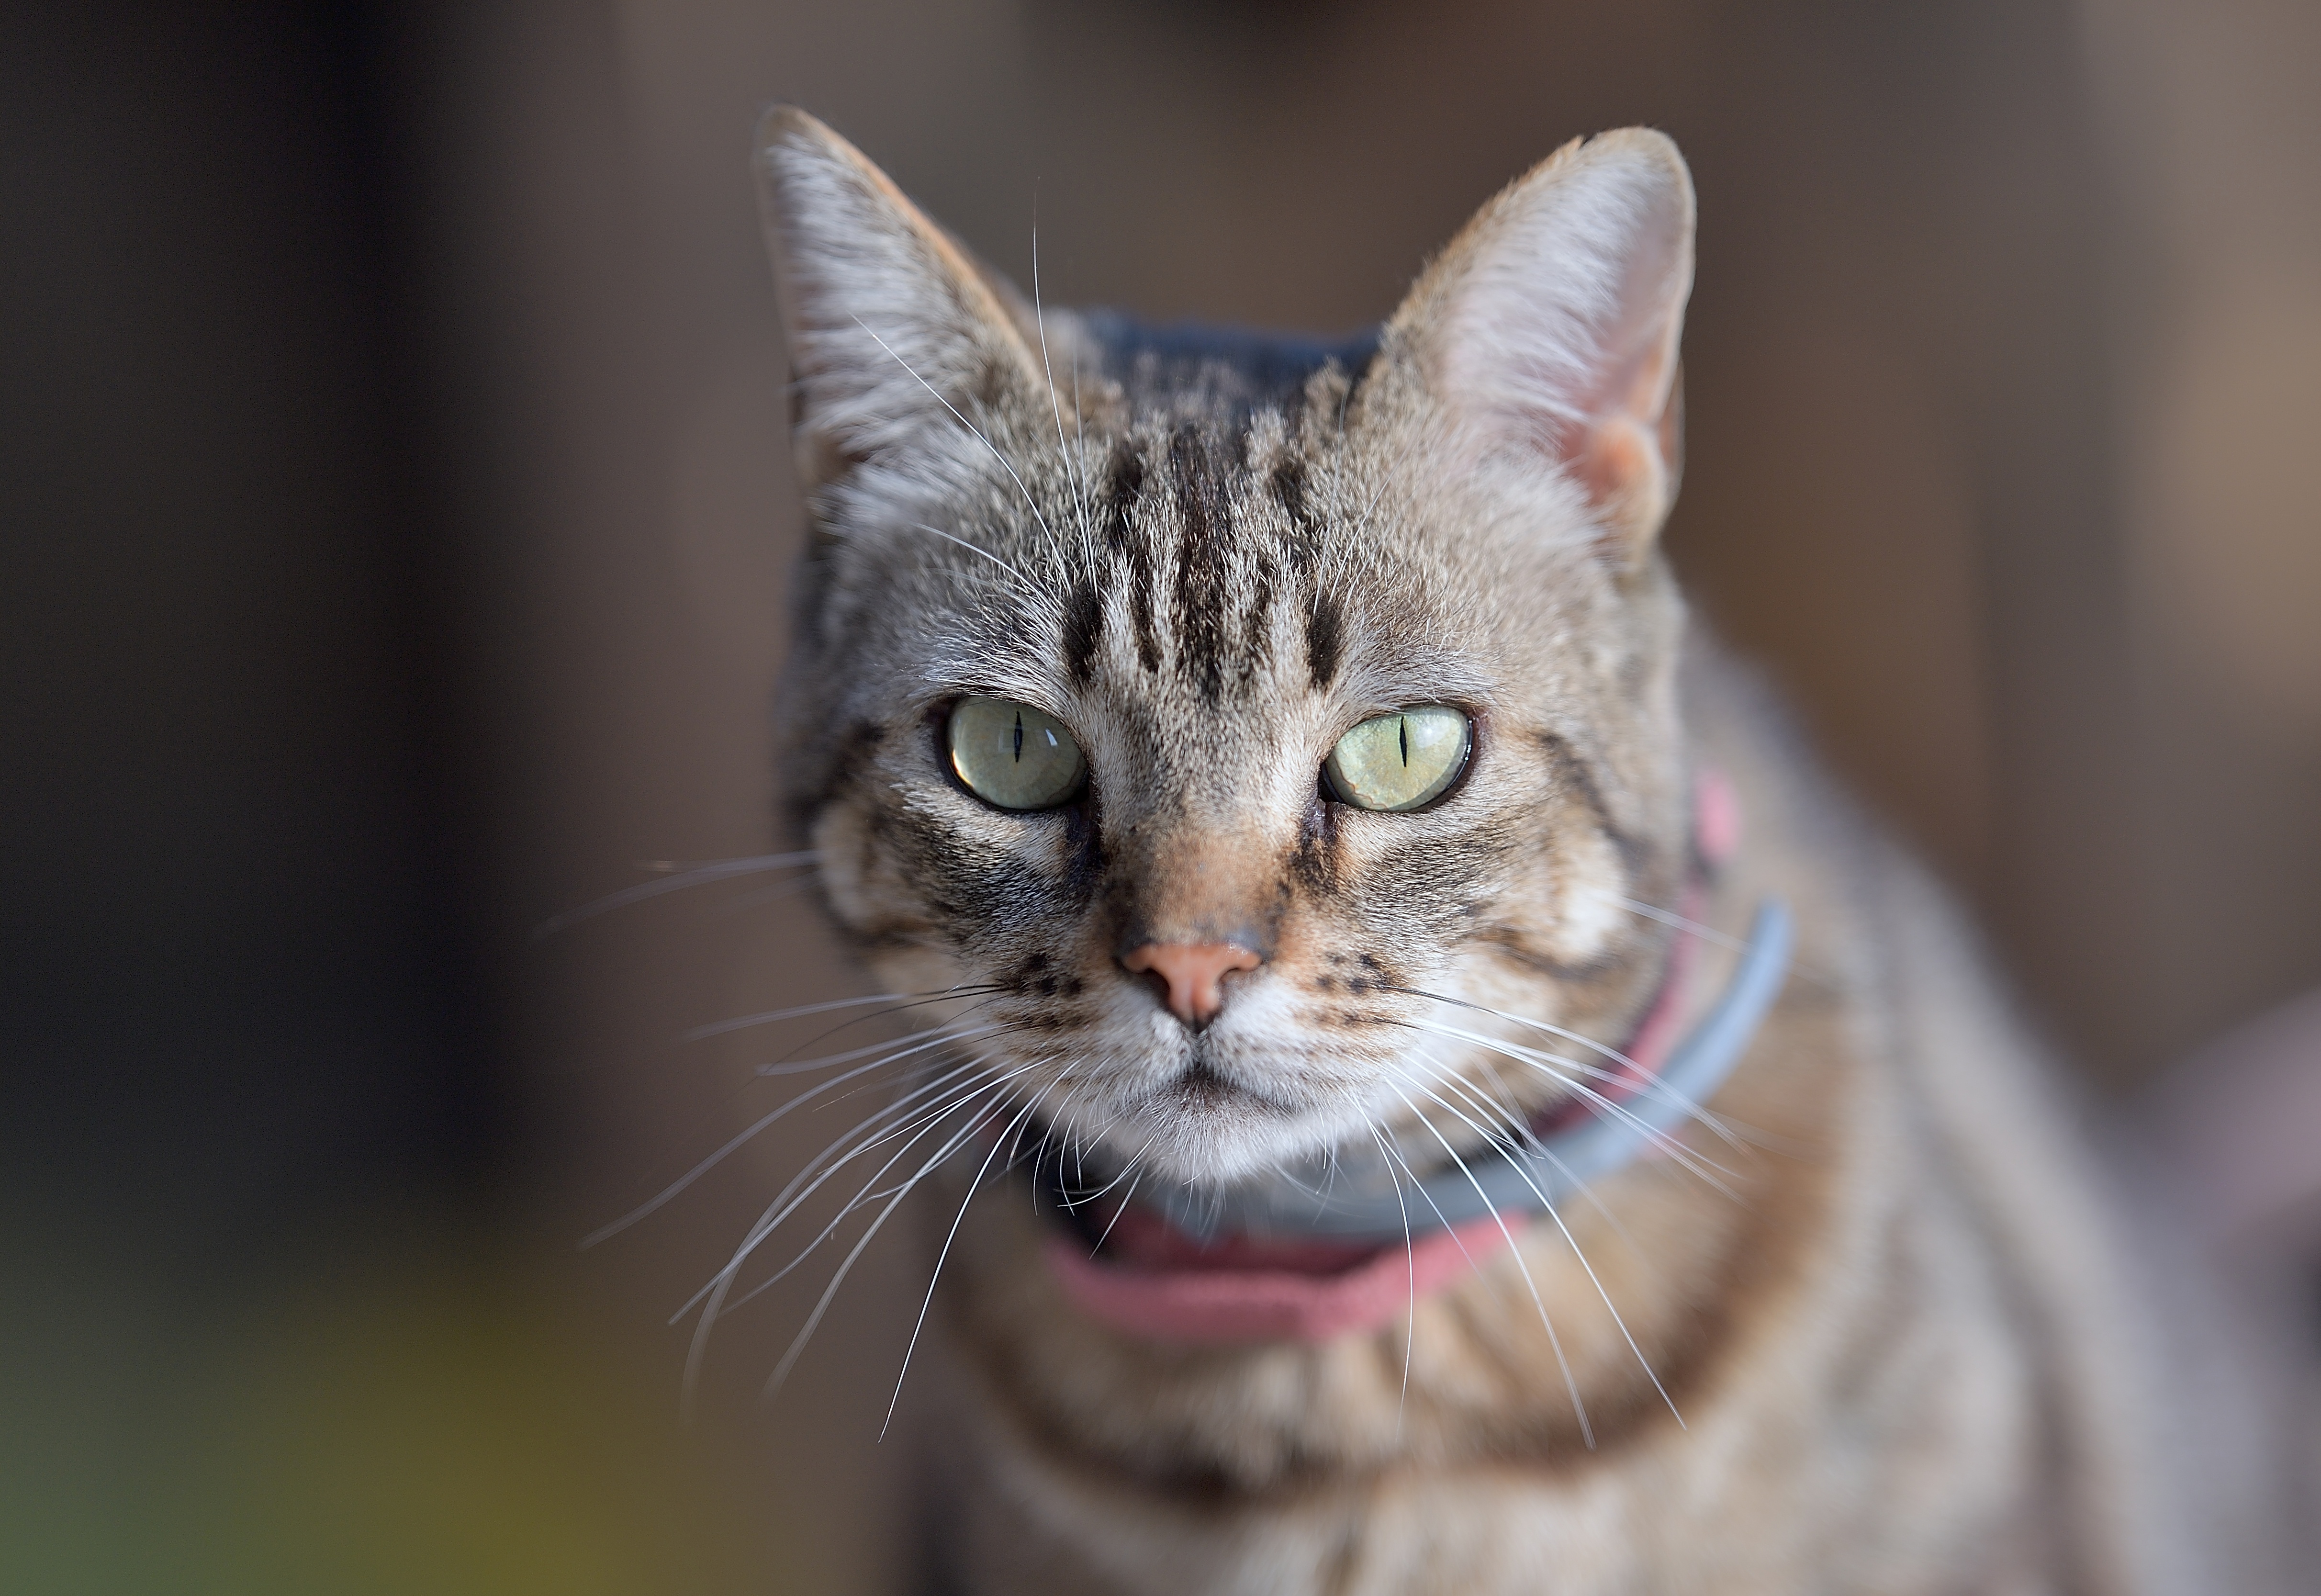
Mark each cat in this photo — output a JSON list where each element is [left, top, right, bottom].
[[744, 106, 2286, 1593]]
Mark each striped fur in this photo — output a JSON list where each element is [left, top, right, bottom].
[[752, 109, 2283, 1593]]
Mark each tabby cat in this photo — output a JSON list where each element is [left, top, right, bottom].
[[745, 107, 2278, 1593]]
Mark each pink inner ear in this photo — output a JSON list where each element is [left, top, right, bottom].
[[1572, 415, 1661, 514], [1564, 263, 1685, 521], [1421, 139, 1693, 542]]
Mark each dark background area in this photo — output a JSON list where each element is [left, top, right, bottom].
[[4, 3, 2316, 1591], [1, 3, 501, 1286]]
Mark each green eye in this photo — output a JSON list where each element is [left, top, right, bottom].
[[1323, 707, 1472, 812], [947, 696, 1087, 810]]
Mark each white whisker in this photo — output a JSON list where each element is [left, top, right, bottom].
[[707, 873, 830, 917], [683, 986, 999, 1044], [679, 1073, 1008, 1424], [852, 316, 1067, 576], [1070, 347, 1087, 516], [717, 1064, 1038, 1317], [883, 1074, 1070, 1436], [908, 522, 1038, 597], [1030, 223, 1093, 552], [1053, 1124, 1155, 1211], [1411, 1063, 1683, 1429], [1364, 1120, 1420, 1435], [670, 1056, 1017, 1324], [759, 993, 1008, 1074], [1087, 1154, 1154, 1256], [1595, 894, 1837, 989], [746, 1023, 1001, 1080], [533, 851, 819, 938], [583, 1023, 999, 1249], [1392, 1013, 1744, 1191], [1370, 1126, 1484, 1269], [1346, 431, 1419, 540], [1388, 1073, 1593, 1448], [748, 1090, 1013, 1409]]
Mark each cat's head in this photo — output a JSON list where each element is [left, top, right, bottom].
[[757, 110, 1696, 1191]]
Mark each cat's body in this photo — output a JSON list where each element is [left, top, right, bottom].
[[935, 660, 2214, 1595], [751, 110, 2280, 1593]]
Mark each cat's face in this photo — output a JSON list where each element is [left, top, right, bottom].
[[761, 112, 1696, 1192]]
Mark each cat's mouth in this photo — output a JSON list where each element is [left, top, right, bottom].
[[1161, 1057, 1285, 1115]]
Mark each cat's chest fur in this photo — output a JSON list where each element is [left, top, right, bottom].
[[750, 108, 2265, 1594]]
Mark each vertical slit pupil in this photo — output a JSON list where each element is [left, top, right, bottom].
[[1013, 709, 1025, 763], [1399, 716, 1409, 767]]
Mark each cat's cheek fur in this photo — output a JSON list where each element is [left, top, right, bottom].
[[1542, 823, 1629, 967], [807, 796, 936, 953]]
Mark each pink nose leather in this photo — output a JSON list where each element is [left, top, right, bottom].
[[1121, 942, 1262, 1026]]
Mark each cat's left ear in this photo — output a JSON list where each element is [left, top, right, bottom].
[[754, 106, 1045, 501], [1392, 129, 1694, 564]]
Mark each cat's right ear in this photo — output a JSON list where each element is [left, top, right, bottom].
[[1389, 128, 1695, 568], [754, 107, 1043, 502]]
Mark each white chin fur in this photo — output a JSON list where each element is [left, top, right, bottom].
[[1113, 1094, 1389, 1188]]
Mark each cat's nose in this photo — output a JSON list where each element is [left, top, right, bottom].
[[1121, 941, 1263, 1028]]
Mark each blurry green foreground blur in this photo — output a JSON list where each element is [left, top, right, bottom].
[[1, 1236, 778, 1596]]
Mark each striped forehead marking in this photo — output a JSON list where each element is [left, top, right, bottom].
[[1060, 419, 1346, 704]]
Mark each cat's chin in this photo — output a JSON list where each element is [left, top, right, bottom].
[[1060, 1081, 1404, 1191]]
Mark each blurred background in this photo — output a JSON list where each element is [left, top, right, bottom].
[[5, 1, 2317, 1590]]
